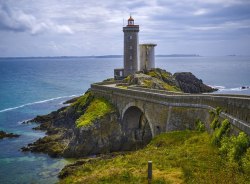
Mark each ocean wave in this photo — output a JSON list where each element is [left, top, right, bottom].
[[215, 86, 250, 92], [0, 95, 79, 113], [209, 85, 226, 90]]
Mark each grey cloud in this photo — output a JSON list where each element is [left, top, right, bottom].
[[0, 2, 73, 35], [0, 0, 249, 56]]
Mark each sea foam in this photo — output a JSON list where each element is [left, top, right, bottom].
[[0, 95, 78, 113]]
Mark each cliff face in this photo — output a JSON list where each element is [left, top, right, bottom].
[[22, 91, 151, 158]]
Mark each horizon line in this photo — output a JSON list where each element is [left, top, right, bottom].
[[1, 54, 248, 59]]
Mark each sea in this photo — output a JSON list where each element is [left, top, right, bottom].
[[0, 56, 249, 183]]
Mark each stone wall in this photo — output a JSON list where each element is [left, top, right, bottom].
[[91, 84, 250, 135]]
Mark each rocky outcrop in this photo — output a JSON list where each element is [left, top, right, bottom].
[[0, 130, 20, 139], [124, 73, 181, 92], [174, 72, 217, 93], [22, 89, 153, 158], [123, 68, 217, 93], [63, 112, 122, 157]]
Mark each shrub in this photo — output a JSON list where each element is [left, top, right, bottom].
[[195, 120, 205, 132], [219, 136, 232, 155], [242, 148, 250, 174], [210, 117, 220, 130], [215, 107, 222, 116], [210, 107, 223, 130], [209, 109, 216, 118], [211, 119, 230, 146], [219, 132, 250, 163], [229, 132, 250, 162]]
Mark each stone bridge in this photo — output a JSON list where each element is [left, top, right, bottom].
[[91, 83, 250, 144]]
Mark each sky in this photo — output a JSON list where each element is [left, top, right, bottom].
[[0, 0, 250, 57]]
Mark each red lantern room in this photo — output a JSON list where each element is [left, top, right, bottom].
[[128, 16, 134, 26]]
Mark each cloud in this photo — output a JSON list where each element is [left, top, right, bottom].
[[193, 9, 209, 16], [0, 2, 73, 35], [0, 0, 249, 56]]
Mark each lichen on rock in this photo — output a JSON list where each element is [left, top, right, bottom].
[[121, 68, 216, 93]]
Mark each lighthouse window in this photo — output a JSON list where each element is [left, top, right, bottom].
[[130, 46, 132, 49], [130, 35, 132, 39]]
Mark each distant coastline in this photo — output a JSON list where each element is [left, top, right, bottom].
[[0, 54, 202, 59]]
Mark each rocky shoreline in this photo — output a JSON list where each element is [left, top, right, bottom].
[[20, 68, 217, 159], [0, 130, 20, 139]]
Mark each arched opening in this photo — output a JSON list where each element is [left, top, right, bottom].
[[121, 106, 152, 150]]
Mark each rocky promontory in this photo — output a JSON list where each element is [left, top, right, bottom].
[[174, 72, 216, 93], [123, 68, 217, 93], [21, 68, 217, 158], [0, 130, 20, 139]]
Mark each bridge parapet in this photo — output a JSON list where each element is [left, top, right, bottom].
[[91, 83, 250, 135]]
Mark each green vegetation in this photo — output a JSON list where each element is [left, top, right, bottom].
[[210, 107, 222, 130], [124, 75, 132, 83], [116, 85, 128, 89], [211, 119, 231, 146], [76, 98, 115, 127], [67, 91, 94, 115], [123, 68, 182, 92], [195, 119, 205, 132], [59, 130, 250, 184], [209, 107, 250, 175], [59, 107, 249, 183], [162, 83, 181, 92], [147, 68, 170, 81], [220, 132, 250, 162], [141, 79, 180, 92]]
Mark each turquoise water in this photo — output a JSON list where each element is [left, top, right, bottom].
[[0, 56, 249, 183]]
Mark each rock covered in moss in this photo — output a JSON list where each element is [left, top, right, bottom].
[[124, 72, 181, 92], [123, 68, 217, 93], [21, 91, 123, 158]]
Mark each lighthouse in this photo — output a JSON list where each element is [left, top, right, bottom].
[[114, 15, 156, 80], [123, 16, 139, 77]]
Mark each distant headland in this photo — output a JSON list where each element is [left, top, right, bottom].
[[0, 54, 201, 59]]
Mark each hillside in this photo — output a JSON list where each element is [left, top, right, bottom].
[[59, 130, 250, 184]]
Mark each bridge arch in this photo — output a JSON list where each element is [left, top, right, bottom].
[[120, 102, 154, 150], [121, 102, 154, 137]]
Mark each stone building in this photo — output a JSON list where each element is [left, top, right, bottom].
[[114, 16, 157, 80], [139, 44, 157, 71], [123, 16, 139, 77]]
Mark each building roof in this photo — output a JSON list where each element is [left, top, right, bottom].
[[140, 43, 157, 46], [128, 16, 134, 21]]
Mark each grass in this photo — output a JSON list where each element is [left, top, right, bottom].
[[66, 91, 94, 115], [116, 85, 128, 89], [76, 98, 115, 127], [162, 83, 181, 92], [59, 130, 250, 183]]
